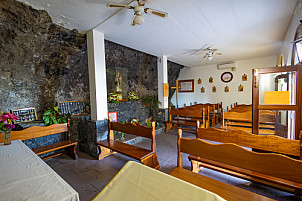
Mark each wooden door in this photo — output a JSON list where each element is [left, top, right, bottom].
[[252, 65, 302, 139]]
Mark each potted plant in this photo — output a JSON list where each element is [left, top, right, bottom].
[[141, 95, 161, 120], [43, 106, 70, 126]]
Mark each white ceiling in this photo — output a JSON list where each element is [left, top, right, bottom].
[[18, 0, 298, 67]]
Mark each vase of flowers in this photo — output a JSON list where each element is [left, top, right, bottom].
[[127, 91, 138, 101], [0, 112, 19, 145]]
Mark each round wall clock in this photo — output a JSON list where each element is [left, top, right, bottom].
[[221, 72, 233, 83]]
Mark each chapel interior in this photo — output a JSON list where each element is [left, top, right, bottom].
[[1, 0, 302, 201]]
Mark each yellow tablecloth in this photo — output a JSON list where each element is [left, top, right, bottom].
[[93, 161, 225, 201], [0, 140, 79, 201]]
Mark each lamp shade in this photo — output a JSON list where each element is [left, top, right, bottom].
[[134, 15, 144, 25]]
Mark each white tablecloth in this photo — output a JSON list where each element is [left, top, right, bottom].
[[93, 161, 225, 201], [0, 140, 79, 201]]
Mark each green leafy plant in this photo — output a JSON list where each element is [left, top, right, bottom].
[[43, 106, 71, 126], [141, 95, 161, 120]]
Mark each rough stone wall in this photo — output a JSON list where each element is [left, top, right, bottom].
[[105, 40, 184, 100], [0, 0, 89, 118]]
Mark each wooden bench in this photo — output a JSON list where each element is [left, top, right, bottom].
[[184, 104, 217, 126], [188, 127, 302, 195], [8, 120, 78, 160], [96, 117, 160, 169], [165, 107, 208, 133], [221, 110, 276, 135], [169, 129, 274, 201]]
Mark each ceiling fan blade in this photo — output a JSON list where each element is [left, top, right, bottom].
[[215, 53, 223, 55], [205, 46, 212, 51], [131, 15, 136, 26], [144, 8, 168, 18], [107, 4, 134, 9], [203, 55, 207, 58], [196, 50, 206, 55], [212, 49, 218, 52]]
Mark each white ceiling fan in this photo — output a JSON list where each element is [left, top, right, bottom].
[[196, 46, 223, 60], [107, 0, 168, 26]]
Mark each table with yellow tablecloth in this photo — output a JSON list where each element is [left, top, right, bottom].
[[93, 161, 225, 201]]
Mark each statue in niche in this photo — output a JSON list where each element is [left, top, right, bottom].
[[115, 71, 123, 100]]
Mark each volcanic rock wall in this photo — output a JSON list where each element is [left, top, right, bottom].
[[0, 0, 183, 118]]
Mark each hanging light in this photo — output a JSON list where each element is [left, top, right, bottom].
[[207, 52, 213, 60], [134, 13, 144, 25]]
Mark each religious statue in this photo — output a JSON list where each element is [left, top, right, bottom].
[[115, 71, 123, 100]]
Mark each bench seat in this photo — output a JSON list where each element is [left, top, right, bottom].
[[220, 125, 275, 135], [188, 155, 302, 192], [171, 119, 197, 126], [97, 139, 153, 161], [10, 121, 78, 160], [169, 167, 274, 201], [97, 117, 160, 169], [225, 121, 275, 129], [33, 140, 77, 159]]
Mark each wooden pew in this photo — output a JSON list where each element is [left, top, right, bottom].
[[188, 127, 302, 194], [169, 129, 275, 201], [185, 104, 217, 126], [7, 120, 78, 160], [188, 102, 222, 124], [221, 110, 275, 135], [97, 117, 160, 169], [165, 107, 208, 133]]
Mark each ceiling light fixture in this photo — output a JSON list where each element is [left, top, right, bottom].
[[134, 13, 144, 25], [207, 52, 213, 60]]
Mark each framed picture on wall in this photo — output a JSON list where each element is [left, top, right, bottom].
[[11, 107, 37, 123], [178, 79, 194, 92], [108, 111, 118, 122], [238, 84, 244, 92], [212, 86, 216, 93]]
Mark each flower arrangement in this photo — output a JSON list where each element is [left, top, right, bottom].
[[145, 117, 158, 127], [108, 92, 119, 103], [127, 91, 138, 101], [130, 118, 141, 126], [0, 112, 19, 145], [0, 112, 18, 132]]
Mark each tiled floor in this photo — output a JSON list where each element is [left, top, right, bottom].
[[46, 130, 300, 201]]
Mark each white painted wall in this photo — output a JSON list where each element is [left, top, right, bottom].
[[278, 4, 302, 65], [157, 55, 169, 109], [87, 30, 108, 121], [171, 55, 277, 109]]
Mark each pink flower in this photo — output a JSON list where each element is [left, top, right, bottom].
[[0, 113, 19, 123], [8, 113, 19, 121], [0, 113, 8, 123]]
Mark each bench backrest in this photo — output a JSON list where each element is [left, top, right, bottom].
[[2, 121, 70, 142], [108, 117, 156, 152], [177, 129, 302, 184], [169, 107, 206, 119], [196, 127, 301, 158], [223, 111, 275, 124]]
